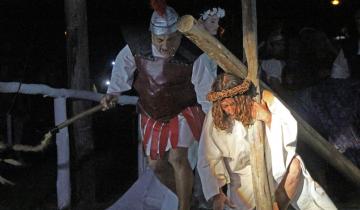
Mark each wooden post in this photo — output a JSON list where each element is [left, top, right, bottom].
[[54, 97, 71, 210], [242, 0, 273, 209], [64, 0, 95, 208], [64, 0, 93, 158]]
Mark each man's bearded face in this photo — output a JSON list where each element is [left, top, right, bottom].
[[152, 31, 182, 58]]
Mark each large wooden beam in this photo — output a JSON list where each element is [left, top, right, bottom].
[[177, 15, 247, 79], [176, 14, 360, 188], [242, 0, 273, 209]]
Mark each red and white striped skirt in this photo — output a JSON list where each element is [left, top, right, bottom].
[[139, 106, 205, 160]]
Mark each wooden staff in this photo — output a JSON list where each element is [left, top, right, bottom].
[[242, 0, 273, 209]]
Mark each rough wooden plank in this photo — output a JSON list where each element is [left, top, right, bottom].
[[242, 0, 273, 209], [177, 15, 247, 79]]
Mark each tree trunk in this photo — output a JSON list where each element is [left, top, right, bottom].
[[64, 0, 95, 209], [242, 0, 273, 209]]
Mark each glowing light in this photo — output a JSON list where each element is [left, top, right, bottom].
[[64, 31, 67, 36], [111, 61, 115, 65], [331, 0, 340, 6], [335, 35, 346, 40], [105, 80, 110, 86]]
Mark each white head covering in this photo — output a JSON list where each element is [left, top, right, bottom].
[[199, 7, 225, 21]]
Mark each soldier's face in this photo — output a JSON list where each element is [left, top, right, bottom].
[[152, 31, 182, 58]]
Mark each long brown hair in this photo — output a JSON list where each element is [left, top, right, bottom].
[[211, 73, 254, 132]]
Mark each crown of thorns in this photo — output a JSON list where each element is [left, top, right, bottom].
[[207, 79, 251, 102]]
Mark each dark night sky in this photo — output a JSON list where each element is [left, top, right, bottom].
[[1, 0, 360, 89]]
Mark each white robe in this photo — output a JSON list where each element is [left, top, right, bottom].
[[192, 53, 218, 113], [197, 97, 337, 210]]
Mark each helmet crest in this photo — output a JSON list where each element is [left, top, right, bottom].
[[150, 0, 167, 16]]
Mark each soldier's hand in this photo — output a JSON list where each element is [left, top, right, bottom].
[[100, 94, 118, 111]]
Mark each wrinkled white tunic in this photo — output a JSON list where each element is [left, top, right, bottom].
[[197, 97, 337, 210], [107, 45, 216, 167]]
